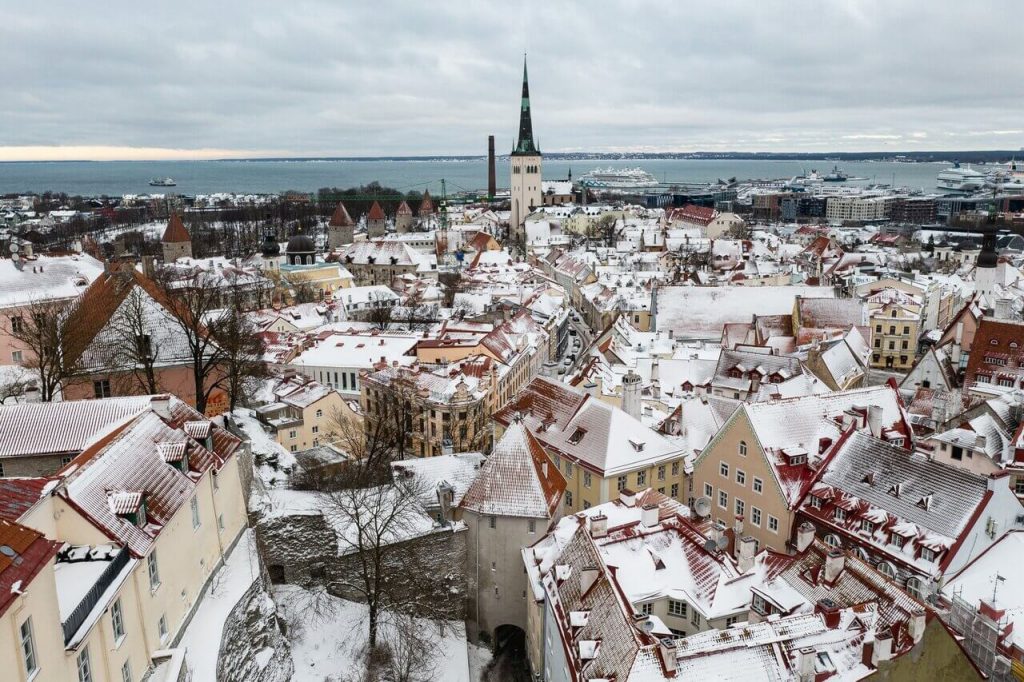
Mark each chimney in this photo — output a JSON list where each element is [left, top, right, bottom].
[[737, 536, 757, 573], [733, 514, 744, 536], [658, 638, 678, 675], [867, 404, 883, 438], [908, 608, 926, 644], [795, 647, 816, 682], [150, 395, 171, 419], [619, 488, 637, 507], [873, 632, 894, 664], [708, 520, 727, 549], [861, 635, 876, 669], [824, 549, 845, 583], [580, 565, 599, 595], [487, 133, 495, 196], [995, 298, 1014, 320], [641, 503, 660, 528], [583, 381, 599, 397], [796, 521, 815, 553], [590, 513, 608, 538], [815, 598, 842, 629]]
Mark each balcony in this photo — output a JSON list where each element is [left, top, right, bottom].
[[56, 545, 133, 646]]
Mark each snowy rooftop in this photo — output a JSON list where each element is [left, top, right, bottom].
[[0, 254, 104, 308]]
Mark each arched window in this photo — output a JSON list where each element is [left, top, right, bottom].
[[854, 547, 870, 562], [877, 561, 896, 579], [905, 577, 925, 600], [738, 441, 747, 457], [824, 534, 842, 549]]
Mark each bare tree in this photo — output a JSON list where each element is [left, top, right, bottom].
[[96, 287, 163, 395], [209, 304, 268, 413], [2, 298, 82, 401], [366, 291, 394, 330], [0, 366, 33, 404], [321, 475, 462, 654], [377, 613, 440, 682], [151, 268, 227, 414]]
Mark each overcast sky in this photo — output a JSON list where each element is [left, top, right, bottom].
[[1, 1, 1020, 160]]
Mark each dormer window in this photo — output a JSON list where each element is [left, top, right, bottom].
[[108, 491, 146, 527], [860, 519, 875, 534], [891, 533, 905, 549], [568, 428, 587, 445], [834, 508, 847, 521], [158, 441, 189, 474], [916, 495, 932, 511], [629, 440, 645, 452], [809, 496, 823, 509], [888, 483, 902, 498], [920, 547, 936, 562]]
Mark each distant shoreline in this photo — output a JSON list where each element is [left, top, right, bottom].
[[0, 150, 1019, 164]]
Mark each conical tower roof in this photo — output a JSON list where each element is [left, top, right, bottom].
[[396, 200, 413, 216], [367, 201, 386, 221], [329, 202, 355, 227], [161, 214, 191, 243], [460, 420, 565, 518], [418, 190, 435, 215]]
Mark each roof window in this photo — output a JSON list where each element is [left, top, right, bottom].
[[568, 428, 587, 445]]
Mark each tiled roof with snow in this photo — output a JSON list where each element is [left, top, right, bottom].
[[0, 478, 54, 522], [460, 422, 565, 518], [0, 519, 59, 618], [0, 396, 154, 458], [496, 377, 685, 476]]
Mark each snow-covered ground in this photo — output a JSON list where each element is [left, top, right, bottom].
[[275, 584, 471, 682], [177, 530, 261, 680], [467, 643, 492, 682]]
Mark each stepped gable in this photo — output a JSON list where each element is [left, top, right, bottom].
[[162, 213, 191, 243], [329, 202, 355, 227]]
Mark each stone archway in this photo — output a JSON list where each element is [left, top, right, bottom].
[[484, 624, 530, 682]]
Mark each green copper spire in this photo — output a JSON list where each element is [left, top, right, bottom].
[[513, 55, 539, 156]]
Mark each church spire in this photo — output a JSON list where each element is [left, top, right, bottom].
[[513, 55, 539, 156]]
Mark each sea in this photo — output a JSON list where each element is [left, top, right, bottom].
[[0, 158, 955, 197]]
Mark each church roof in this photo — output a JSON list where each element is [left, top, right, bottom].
[[367, 201, 386, 221], [329, 202, 355, 227], [161, 214, 191, 243], [512, 57, 540, 156]]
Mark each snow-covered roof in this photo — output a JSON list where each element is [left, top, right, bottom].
[[0, 396, 154, 458], [391, 452, 486, 509], [460, 421, 565, 518], [0, 254, 104, 308]]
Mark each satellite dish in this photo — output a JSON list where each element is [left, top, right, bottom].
[[717, 535, 729, 550], [0, 545, 16, 558], [8, 242, 18, 254], [694, 497, 712, 518], [703, 538, 719, 553]]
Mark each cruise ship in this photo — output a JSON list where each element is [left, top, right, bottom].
[[936, 163, 985, 193], [578, 167, 660, 191]]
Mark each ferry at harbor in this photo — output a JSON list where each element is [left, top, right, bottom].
[[578, 167, 660, 191], [936, 163, 985, 193], [823, 165, 849, 182], [148, 177, 177, 187]]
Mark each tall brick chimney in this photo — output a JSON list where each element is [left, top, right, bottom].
[[487, 135, 496, 199]]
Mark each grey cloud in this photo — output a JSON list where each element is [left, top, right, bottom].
[[0, 0, 1021, 157]]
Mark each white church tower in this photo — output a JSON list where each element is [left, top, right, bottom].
[[510, 56, 542, 241]]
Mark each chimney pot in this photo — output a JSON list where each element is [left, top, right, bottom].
[[796, 521, 816, 553], [641, 503, 660, 528]]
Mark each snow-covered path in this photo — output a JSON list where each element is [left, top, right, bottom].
[[177, 529, 261, 680]]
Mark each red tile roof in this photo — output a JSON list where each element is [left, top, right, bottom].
[[418, 190, 435, 215], [367, 201, 386, 221], [396, 200, 413, 216], [161, 213, 191, 243], [964, 317, 1024, 388], [329, 202, 356, 227], [0, 519, 59, 618], [0, 478, 52, 522]]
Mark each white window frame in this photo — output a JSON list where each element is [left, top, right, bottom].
[[190, 497, 201, 530], [719, 462, 729, 478], [768, 515, 779, 533], [704, 482, 713, 498], [158, 614, 168, 643], [121, 661, 133, 682], [77, 646, 93, 682], [20, 617, 37, 676], [147, 551, 160, 590], [111, 597, 126, 641], [736, 469, 746, 486], [738, 441, 747, 456], [668, 599, 687, 618], [751, 507, 762, 527], [718, 490, 728, 509], [753, 477, 763, 494]]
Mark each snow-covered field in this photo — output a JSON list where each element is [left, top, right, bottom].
[[275, 584, 471, 682]]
